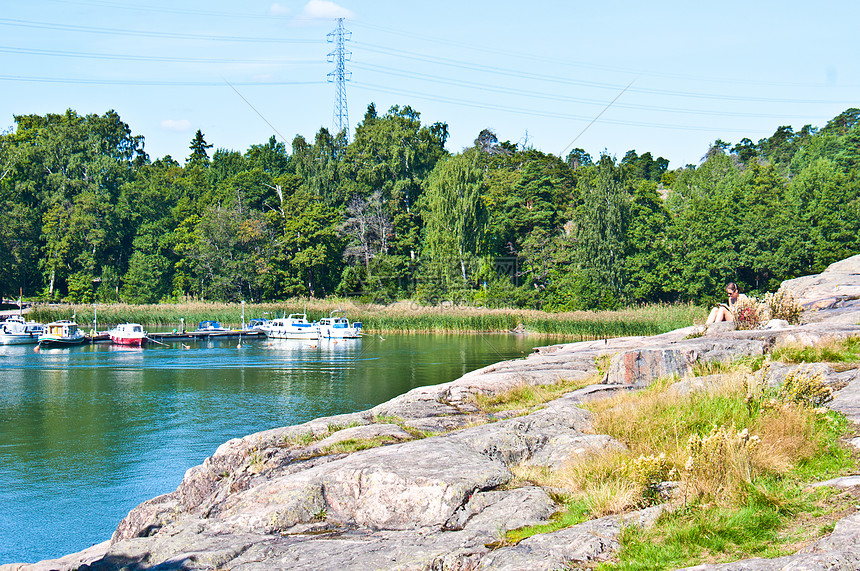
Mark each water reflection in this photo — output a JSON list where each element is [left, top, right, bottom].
[[0, 333, 559, 564]]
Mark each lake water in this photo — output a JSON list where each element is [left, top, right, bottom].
[[0, 333, 560, 564]]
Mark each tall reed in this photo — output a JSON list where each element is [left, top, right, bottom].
[[30, 300, 705, 337]]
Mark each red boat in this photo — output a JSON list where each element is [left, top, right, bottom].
[[108, 323, 148, 347]]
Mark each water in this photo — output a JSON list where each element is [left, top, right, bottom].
[[0, 333, 556, 564]]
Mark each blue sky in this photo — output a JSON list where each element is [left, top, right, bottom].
[[2, 0, 857, 168]]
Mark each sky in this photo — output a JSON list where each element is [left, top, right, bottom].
[[2, 0, 858, 169]]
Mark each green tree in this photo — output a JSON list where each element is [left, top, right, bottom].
[[419, 151, 487, 291], [187, 130, 213, 166], [572, 155, 629, 306]]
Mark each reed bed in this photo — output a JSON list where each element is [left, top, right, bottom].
[[30, 300, 705, 337]]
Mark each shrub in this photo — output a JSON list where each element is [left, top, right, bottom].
[[684, 424, 761, 505], [779, 369, 833, 408], [734, 297, 769, 330], [763, 288, 803, 324]]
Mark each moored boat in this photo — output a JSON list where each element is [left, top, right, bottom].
[[316, 311, 362, 339], [108, 323, 148, 347], [0, 315, 44, 345], [266, 314, 318, 340], [38, 320, 86, 346], [196, 320, 229, 332], [247, 318, 271, 331]]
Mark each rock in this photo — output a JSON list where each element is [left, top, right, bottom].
[[764, 319, 791, 329], [18, 254, 860, 571], [810, 475, 860, 489], [308, 423, 412, 452], [443, 486, 556, 532], [668, 374, 729, 396], [829, 372, 860, 423], [480, 506, 665, 570], [606, 338, 765, 387], [706, 321, 737, 334], [781, 254, 860, 307], [0, 541, 110, 571], [781, 254, 860, 324]]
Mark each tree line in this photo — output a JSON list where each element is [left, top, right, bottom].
[[1, 105, 859, 309]]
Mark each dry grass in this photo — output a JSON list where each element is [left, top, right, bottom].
[[30, 300, 706, 336], [751, 404, 818, 475]]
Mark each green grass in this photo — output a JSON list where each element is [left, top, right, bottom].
[[600, 482, 854, 571], [500, 361, 858, 569], [318, 435, 403, 455], [29, 300, 706, 337], [471, 377, 596, 413], [501, 498, 591, 545], [772, 336, 860, 365]]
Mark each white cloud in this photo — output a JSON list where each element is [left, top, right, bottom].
[[269, 3, 290, 16], [160, 119, 192, 132], [300, 0, 354, 20]]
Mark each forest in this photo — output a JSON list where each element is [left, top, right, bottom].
[[1, 105, 859, 310]]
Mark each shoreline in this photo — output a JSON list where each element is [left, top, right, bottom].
[[7, 256, 860, 570], [8, 315, 859, 570]]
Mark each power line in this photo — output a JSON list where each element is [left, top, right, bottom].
[[0, 17, 323, 43], [349, 80, 756, 134], [0, 45, 320, 65], [352, 41, 857, 106], [0, 74, 324, 87], [350, 61, 811, 120], [559, 79, 636, 158]]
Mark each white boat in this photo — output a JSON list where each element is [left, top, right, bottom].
[[108, 323, 147, 347], [0, 315, 44, 345], [316, 311, 362, 339], [266, 314, 319, 340], [38, 320, 87, 347]]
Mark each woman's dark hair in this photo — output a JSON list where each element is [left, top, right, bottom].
[[726, 282, 739, 293]]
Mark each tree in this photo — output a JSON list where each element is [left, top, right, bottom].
[[420, 151, 487, 289], [572, 155, 629, 306], [267, 188, 344, 298], [187, 130, 213, 166], [566, 148, 592, 169]]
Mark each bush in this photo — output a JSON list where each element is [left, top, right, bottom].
[[734, 297, 769, 330], [763, 288, 802, 324], [684, 424, 761, 505], [779, 369, 833, 408]]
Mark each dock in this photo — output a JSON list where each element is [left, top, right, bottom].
[[85, 330, 266, 343]]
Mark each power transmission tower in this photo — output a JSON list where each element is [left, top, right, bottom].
[[327, 18, 352, 141]]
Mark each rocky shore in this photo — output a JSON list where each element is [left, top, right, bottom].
[[6, 255, 860, 571]]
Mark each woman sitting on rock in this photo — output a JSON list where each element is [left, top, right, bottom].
[[706, 282, 749, 325]]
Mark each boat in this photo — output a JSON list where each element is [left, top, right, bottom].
[[316, 311, 362, 339], [266, 314, 319, 340], [247, 318, 271, 331], [38, 320, 86, 346], [0, 315, 44, 345], [196, 320, 230, 332], [108, 323, 148, 347]]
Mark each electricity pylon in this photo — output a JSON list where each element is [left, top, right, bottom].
[[327, 18, 352, 141]]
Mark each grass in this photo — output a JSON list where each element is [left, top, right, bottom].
[[772, 336, 860, 365], [600, 484, 856, 571], [29, 300, 706, 337], [498, 360, 858, 567], [318, 435, 404, 455], [470, 377, 596, 414]]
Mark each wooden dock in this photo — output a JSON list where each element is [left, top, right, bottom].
[[86, 330, 266, 343]]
